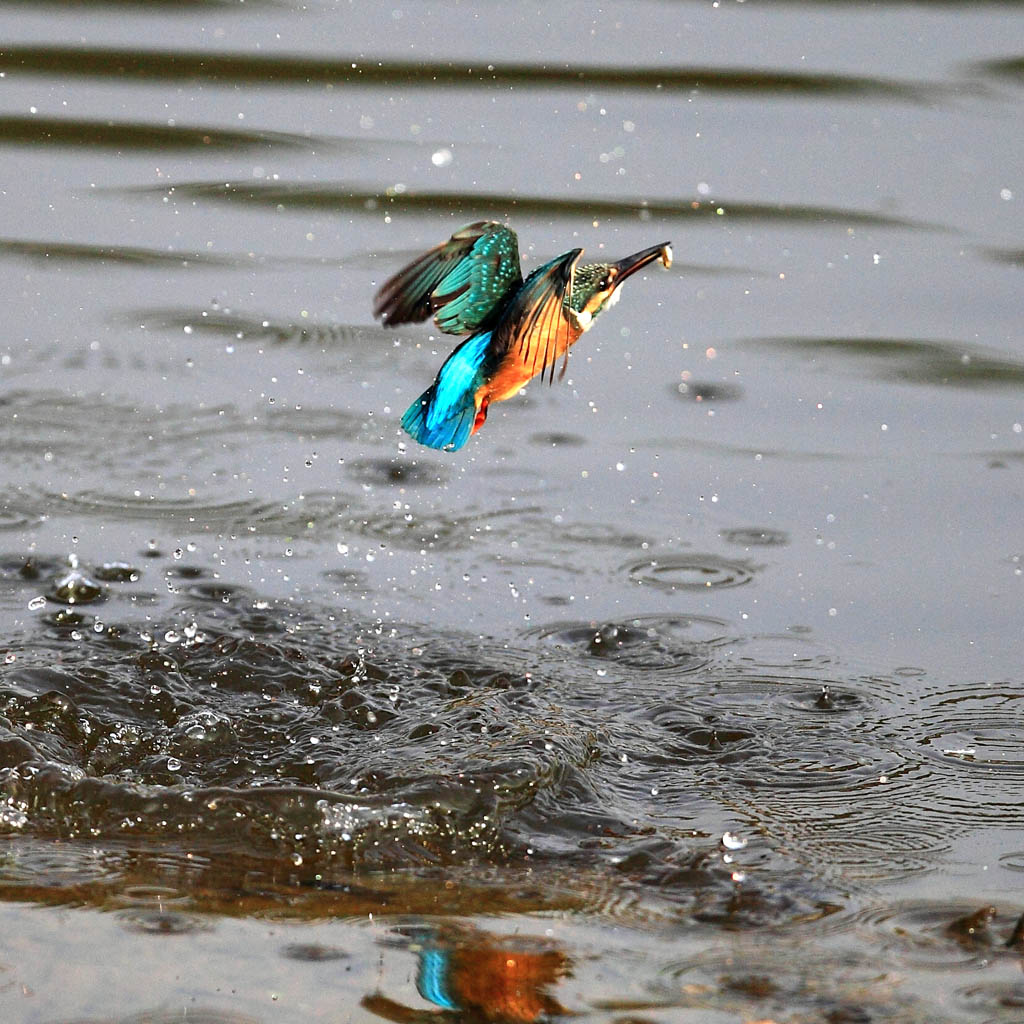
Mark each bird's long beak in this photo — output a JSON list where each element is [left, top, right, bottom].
[[613, 242, 673, 283]]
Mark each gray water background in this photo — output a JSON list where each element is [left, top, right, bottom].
[[0, 1, 1023, 1021]]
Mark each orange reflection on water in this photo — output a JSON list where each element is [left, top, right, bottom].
[[365, 923, 570, 1023]]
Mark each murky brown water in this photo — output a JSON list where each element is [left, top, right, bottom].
[[1, 1, 1023, 1021]]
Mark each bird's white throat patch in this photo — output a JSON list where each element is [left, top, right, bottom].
[[569, 308, 593, 332], [569, 287, 621, 333]]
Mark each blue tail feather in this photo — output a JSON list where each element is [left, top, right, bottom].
[[402, 332, 491, 451], [401, 385, 476, 451]]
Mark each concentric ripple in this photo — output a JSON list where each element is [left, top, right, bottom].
[[47, 491, 272, 527], [623, 553, 755, 591], [0, 507, 43, 533], [902, 683, 1024, 824], [720, 526, 790, 548], [524, 613, 730, 672], [847, 901, 1024, 971], [916, 690, 1024, 773]]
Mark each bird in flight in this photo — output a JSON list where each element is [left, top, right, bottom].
[[374, 221, 671, 451]]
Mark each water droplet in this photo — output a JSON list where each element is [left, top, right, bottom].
[[431, 147, 453, 167], [27, 595, 46, 611], [722, 831, 748, 851], [167, 757, 182, 772]]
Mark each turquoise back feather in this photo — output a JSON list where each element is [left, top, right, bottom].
[[401, 331, 492, 450], [432, 228, 521, 334]]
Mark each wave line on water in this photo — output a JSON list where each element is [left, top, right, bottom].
[[0, 114, 326, 153], [0, 46, 950, 102], [115, 182, 934, 230], [0, 235, 251, 268]]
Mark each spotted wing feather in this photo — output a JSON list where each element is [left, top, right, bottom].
[[374, 221, 522, 335]]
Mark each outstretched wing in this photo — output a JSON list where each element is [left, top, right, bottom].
[[373, 221, 523, 336], [490, 248, 582, 386]]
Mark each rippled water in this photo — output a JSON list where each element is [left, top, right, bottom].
[[1, 1, 1023, 1021]]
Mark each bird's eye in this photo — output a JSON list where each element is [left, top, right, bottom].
[[598, 276, 611, 290]]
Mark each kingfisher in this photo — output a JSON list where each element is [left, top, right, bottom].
[[373, 221, 671, 451]]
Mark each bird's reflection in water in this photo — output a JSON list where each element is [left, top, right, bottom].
[[363, 923, 571, 1023]]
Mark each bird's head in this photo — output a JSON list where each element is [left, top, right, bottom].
[[566, 242, 672, 332]]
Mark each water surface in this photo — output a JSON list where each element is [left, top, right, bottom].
[[1, 1, 1023, 1021]]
